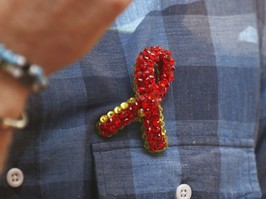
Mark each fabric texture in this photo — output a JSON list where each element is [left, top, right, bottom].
[[1, 0, 266, 198]]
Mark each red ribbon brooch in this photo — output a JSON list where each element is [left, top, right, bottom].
[[97, 46, 175, 153]]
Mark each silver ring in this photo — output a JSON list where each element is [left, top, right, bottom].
[[1, 112, 28, 129]]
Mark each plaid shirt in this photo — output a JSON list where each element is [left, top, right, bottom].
[[1, 0, 266, 198]]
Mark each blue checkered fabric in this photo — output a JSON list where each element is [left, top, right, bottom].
[[1, 0, 266, 198]]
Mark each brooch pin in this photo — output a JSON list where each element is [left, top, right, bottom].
[[97, 46, 175, 153]]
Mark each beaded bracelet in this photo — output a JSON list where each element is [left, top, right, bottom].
[[0, 44, 48, 92]]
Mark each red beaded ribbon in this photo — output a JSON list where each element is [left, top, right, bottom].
[[97, 46, 175, 153]]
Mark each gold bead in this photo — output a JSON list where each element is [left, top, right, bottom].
[[141, 133, 147, 140], [159, 105, 163, 112], [107, 111, 115, 118], [120, 102, 129, 110], [161, 121, 165, 128], [138, 108, 145, 117], [100, 115, 108, 123], [127, 97, 136, 104], [162, 129, 166, 135], [144, 141, 150, 149], [160, 114, 164, 121], [114, 106, 122, 114]]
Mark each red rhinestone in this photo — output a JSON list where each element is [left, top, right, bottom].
[[157, 46, 162, 51], [151, 108, 159, 116], [144, 119, 151, 127], [147, 92, 155, 100], [149, 145, 157, 152], [134, 101, 140, 107], [158, 136, 165, 142], [168, 74, 174, 82], [159, 53, 165, 60], [151, 83, 159, 91], [143, 70, 150, 78], [132, 101, 140, 112], [152, 119, 160, 127], [134, 71, 142, 79], [147, 60, 154, 67], [147, 67, 154, 74], [124, 118, 130, 125], [136, 54, 144, 64], [159, 80, 168, 88], [128, 113, 134, 121], [158, 142, 166, 150], [128, 107, 135, 117], [144, 56, 149, 60], [152, 126, 161, 134], [149, 75, 155, 83], [143, 48, 151, 57], [137, 87, 145, 94], [125, 108, 131, 116], [146, 134, 155, 141], [166, 50, 172, 57], [149, 52, 156, 60], [112, 116, 121, 127], [99, 126, 105, 132], [140, 63, 147, 71], [139, 95, 146, 101], [161, 73, 167, 80], [159, 93, 166, 99], [136, 78, 144, 86], [159, 87, 167, 95], [152, 51, 159, 57], [109, 125, 117, 133], [145, 85, 153, 93], [171, 66, 176, 72], [143, 78, 150, 85], [142, 101, 150, 109], [163, 58, 169, 64], [143, 110, 150, 118], [165, 83, 170, 89], [132, 109, 138, 118], [119, 110, 128, 119], [169, 58, 175, 65], [146, 126, 152, 133], [150, 101, 158, 108], [135, 65, 141, 72]]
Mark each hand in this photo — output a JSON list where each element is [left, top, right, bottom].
[[0, 0, 131, 174], [0, 0, 131, 74]]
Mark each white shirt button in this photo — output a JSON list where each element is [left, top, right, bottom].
[[176, 184, 192, 199], [6, 168, 24, 188]]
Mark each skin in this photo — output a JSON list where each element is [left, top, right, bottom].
[[0, 0, 131, 174]]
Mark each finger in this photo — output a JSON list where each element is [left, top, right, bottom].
[[0, 130, 12, 175]]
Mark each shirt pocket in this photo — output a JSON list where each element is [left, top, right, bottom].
[[92, 140, 261, 199]]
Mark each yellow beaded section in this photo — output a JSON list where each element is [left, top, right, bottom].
[[159, 105, 168, 145], [120, 102, 129, 110], [127, 97, 136, 104], [114, 106, 122, 114], [144, 141, 150, 149], [100, 115, 108, 123], [107, 111, 115, 118], [99, 98, 137, 124]]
